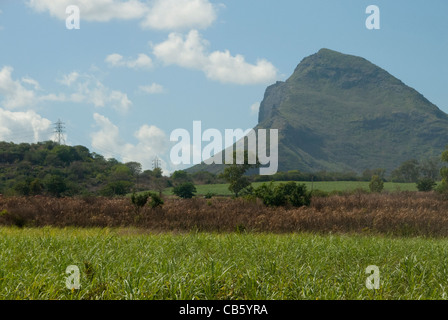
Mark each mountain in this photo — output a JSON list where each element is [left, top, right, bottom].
[[190, 48, 448, 174]]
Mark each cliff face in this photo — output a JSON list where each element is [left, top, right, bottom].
[[254, 48, 448, 173], [189, 48, 448, 174]]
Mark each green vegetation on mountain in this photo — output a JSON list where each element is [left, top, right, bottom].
[[257, 48, 448, 173], [191, 48, 448, 175]]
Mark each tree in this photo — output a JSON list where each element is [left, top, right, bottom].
[[152, 167, 163, 178], [362, 168, 386, 181], [100, 181, 132, 196], [131, 192, 150, 209], [131, 191, 164, 209], [52, 145, 79, 165], [69, 161, 90, 180], [110, 165, 133, 182], [369, 175, 384, 193], [390, 159, 420, 183], [126, 161, 143, 190], [419, 158, 440, 180], [254, 182, 311, 207], [29, 179, 43, 195], [45, 175, 68, 197], [416, 178, 436, 192], [191, 171, 218, 184], [437, 146, 448, 193], [219, 151, 259, 197], [148, 192, 164, 208], [172, 182, 197, 199], [151, 167, 168, 197], [126, 162, 142, 176], [170, 170, 191, 185], [13, 181, 31, 196], [220, 165, 251, 197]]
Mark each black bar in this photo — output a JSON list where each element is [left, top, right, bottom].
[[0, 300, 445, 318]]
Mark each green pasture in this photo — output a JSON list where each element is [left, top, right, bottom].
[[0, 227, 447, 300]]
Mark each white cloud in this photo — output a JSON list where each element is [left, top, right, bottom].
[[153, 30, 278, 85], [134, 124, 169, 156], [152, 30, 208, 69], [91, 113, 124, 154], [250, 102, 260, 115], [59, 72, 80, 86], [27, 0, 218, 31], [0, 67, 132, 113], [0, 66, 84, 110], [59, 71, 132, 112], [27, 0, 148, 22], [138, 83, 165, 94], [104, 54, 123, 67], [109, 90, 132, 111], [141, 0, 217, 31], [0, 66, 37, 109], [39, 93, 67, 102], [105, 53, 153, 70], [22, 76, 41, 91], [0, 108, 52, 143], [91, 113, 170, 172]]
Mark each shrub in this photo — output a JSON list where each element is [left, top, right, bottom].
[[13, 181, 30, 196], [0, 209, 27, 228], [235, 224, 246, 233], [172, 182, 197, 199], [131, 192, 150, 209], [29, 179, 43, 195], [45, 175, 68, 197], [369, 175, 384, 193], [254, 182, 311, 207], [100, 181, 133, 197], [148, 192, 164, 208], [204, 192, 216, 199], [417, 178, 436, 192], [310, 189, 330, 198]]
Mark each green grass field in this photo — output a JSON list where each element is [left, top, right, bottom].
[[137, 181, 416, 197], [1, 227, 447, 300], [183, 181, 417, 196]]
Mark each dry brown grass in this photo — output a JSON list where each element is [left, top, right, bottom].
[[1, 192, 448, 236]]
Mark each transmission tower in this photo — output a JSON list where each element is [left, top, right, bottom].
[[152, 156, 161, 170], [54, 119, 66, 145]]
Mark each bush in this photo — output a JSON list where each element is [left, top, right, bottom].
[[369, 175, 384, 193], [417, 178, 436, 192], [204, 192, 216, 199], [310, 189, 330, 198], [172, 182, 197, 199], [29, 179, 43, 195], [100, 181, 133, 197], [131, 192, 150, 209], [148, 192, 164, 208], [0, 209, 28, 228], [13, 181, 30, 196], [254, 182, 311, 207], [45, 175, 68, 197]]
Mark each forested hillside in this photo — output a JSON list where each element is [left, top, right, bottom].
[[0, 141, 160, 197]]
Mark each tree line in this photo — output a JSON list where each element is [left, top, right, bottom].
[[0, 141, 446, 197]]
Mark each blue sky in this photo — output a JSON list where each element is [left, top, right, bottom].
[[0, 0, 447, 173]]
